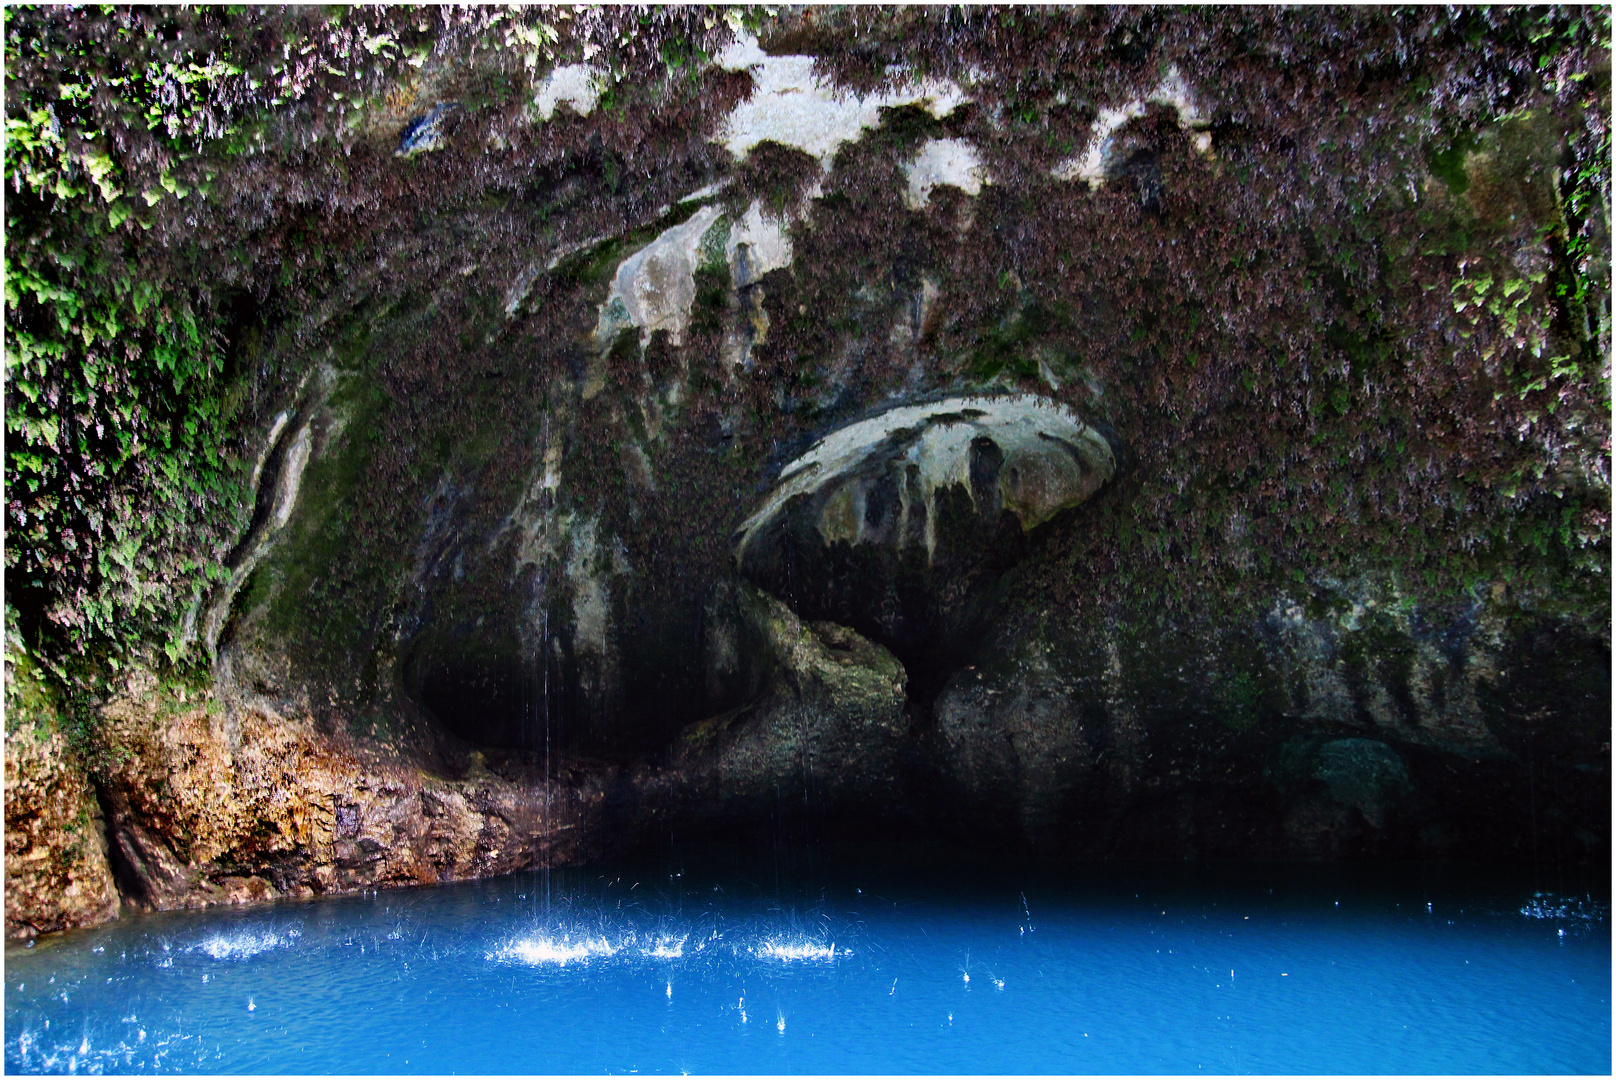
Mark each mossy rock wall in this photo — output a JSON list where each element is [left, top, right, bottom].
[[5, 8, 1609, 935], [209, 8, 1608, 854]]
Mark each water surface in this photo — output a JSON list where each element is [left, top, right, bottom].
[[5, 845, 1608, 1073]]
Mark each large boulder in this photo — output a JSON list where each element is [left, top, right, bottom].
[[734, 394, 1116, 662], [628, 583, 911, 840]]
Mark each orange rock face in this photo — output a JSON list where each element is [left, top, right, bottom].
[[87, 676, 609, 916], [4, 725, 120, 939]]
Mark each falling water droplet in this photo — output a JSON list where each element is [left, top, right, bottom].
[[666, 981, 673, 999], [777, 1014, 786, 1034], [246, 998, 256, 1012]]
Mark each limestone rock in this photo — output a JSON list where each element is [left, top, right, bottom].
[[4, 724, 120, 939], [929, 648, 1093, 844], [10, 9, 1604, 925], [534, 64, 601, 121], [91, 674, 607, 914], [629, 584, 910, 836], [903, 139, 989, 210], [1050, 65, 1212, 185], [1269, 735, 1419, 855], [736, 394, 1114, 564], [395, 103, 461, 157], [725, 199, 795, 287], [596, 205, 725, 346], [1313, 738, 1414, 829], [733, 394, 1115, 657], [715, 33, 968, 164]]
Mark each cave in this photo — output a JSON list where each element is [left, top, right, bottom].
[[4, 7, 1608, 1073]]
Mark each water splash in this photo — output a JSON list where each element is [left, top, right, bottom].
[[753, 939, 840, 962], [644, 934, 688, 959], [192, 928, 300, 961], [1519, 892, 1606, 923], [494, 935, 617, 965], [8, 1023, 214, 1074]]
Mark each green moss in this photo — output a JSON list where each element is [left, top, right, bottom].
[[869, 103, 947, 152], [1214, 669, 1264, 731], [962, 300, 1074, 382], [605, 326, 639, 367], [333, 313, 376, 371], [696, 215, 732, 272], [1427, 128, 1479, 195], [257, 375, 386, 652], [690, 265, 730, 333], [3, 634, 62, 735]]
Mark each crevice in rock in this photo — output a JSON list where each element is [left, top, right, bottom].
[[91, 780, 149, 912]]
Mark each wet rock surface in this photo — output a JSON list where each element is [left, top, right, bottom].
[[87, 669, 609, 912], [4, 725, 120, 939]]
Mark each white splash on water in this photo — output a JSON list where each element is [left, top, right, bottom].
[[10, 1018, 214, 1074], [193, 928, 299, 961], [644, 934, 688, 960], [495, 935, 618, 966], [753, 939, 841, 962], [1520, 892, 1606, 922]]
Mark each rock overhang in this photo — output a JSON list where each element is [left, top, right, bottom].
[[733, 393, 1117, 572]]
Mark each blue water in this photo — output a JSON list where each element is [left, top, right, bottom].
[[5, 845, 1608, 1074]]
